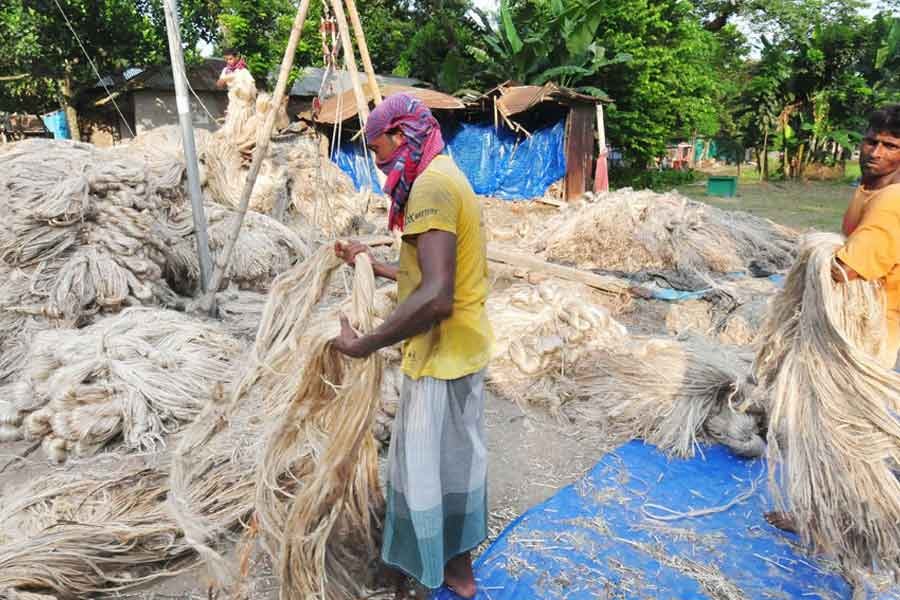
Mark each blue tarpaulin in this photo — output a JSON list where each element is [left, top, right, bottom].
[[434, 441, 899, 599], [41, 110, 71, 140], [444, 120, 566, 200], [330, 119, 567, 200], [331, 139, 380, 191]]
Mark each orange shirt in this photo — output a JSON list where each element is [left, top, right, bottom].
[[836, 183, 900, 364]]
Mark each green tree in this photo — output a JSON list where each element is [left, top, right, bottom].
[[216, 0, 488, 93], [477, 0, 740, 166], [218, 0, 309, 85], [873, 15, 900, 103], [380, 0, 485, 91], [0, 0, 216, 137], [726, 4, 898, 180]]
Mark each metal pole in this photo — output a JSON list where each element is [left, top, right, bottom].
[[343, 0, 382, 105], [161, 0, 213, 297], [200, 0, 312, 311]]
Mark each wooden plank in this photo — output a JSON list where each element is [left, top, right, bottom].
[[486, 247, 631, 296], [564, 104, 595, 201], [535, 196, 567, 208]]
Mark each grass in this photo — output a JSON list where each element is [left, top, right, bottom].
[[675, 166, 859, 231]]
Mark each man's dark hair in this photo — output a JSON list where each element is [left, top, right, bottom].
[[222, 48, 239, 57], [868, 104, 900, 137]]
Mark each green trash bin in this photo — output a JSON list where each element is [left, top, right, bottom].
[[707, 175, 738, 197]]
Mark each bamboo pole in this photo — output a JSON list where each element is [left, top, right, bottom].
[[331, 0, 385, 187], [330, 0, 370, 123], [343, 0, 382, 105], [199, 0, 312, 311], [486, 247, 632, 297]]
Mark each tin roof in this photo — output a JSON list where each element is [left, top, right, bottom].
[[480, 82, 610, 119], [312, 83, 465, 124]]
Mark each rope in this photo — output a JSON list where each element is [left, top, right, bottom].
[[185, 78, 217, 124], [315, 4, 345, 230], [51, 0, 136, 138]]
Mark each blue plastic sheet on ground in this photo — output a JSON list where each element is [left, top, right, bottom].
[[331, 119, 566, 200], [648, 287, 712, 302], [41, 110, 71, 140], [432, 441, 900, 599]]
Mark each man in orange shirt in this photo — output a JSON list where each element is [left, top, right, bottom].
[[766, 105, 900, 533], [833, 104, 900, 367]]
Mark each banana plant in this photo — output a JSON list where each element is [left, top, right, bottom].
[[469, 0, 631, 99]]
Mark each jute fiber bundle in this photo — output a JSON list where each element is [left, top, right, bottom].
[[125, 124, 212, 189], [0, 248, 385, 598], [254, 250, 384, 599], [181, 64, 370, 231], [570, 336, 764, 458], [755, 232, 900, 576], [486, 279, 629, 416], [4, 307, 241, 461], [0, 139, 184, 392], [0, 137, 302, 424], [202, 131, 291, 213], [280, 139, 379, 236], [219, 68, 258, 146], [203, 67, 292, 214], [238, 92, 291, 156], [481, 197, 559, 245], [291, 187, 380, 238], [0, 458, 251, 598], [0, 266, 47, 387], [213, 286, 269, 339], [162, 202, 309, 293], [0, 139, 184, 325], [542, 189, 797, 289], [171, 246, 396, 599], [284, 137, 358, 206]]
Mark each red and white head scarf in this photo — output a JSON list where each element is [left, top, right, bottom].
[[365, 93, 445, 231]]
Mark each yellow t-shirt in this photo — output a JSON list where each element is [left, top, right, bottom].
[[397, 155, 493, 380], [836, 183, 900, 361]]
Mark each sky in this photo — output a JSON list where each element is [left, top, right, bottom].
[[471, 0, 499, 11]]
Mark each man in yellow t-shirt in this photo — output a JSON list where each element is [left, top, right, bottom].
[[833, 104, 900, 367], [332, 93, 491, 598]]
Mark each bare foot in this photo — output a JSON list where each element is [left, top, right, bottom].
[[765, 511, 798, 533], [444, 552, 477, 599]]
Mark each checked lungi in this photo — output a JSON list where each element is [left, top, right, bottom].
[[381, 369, 488, 589]]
